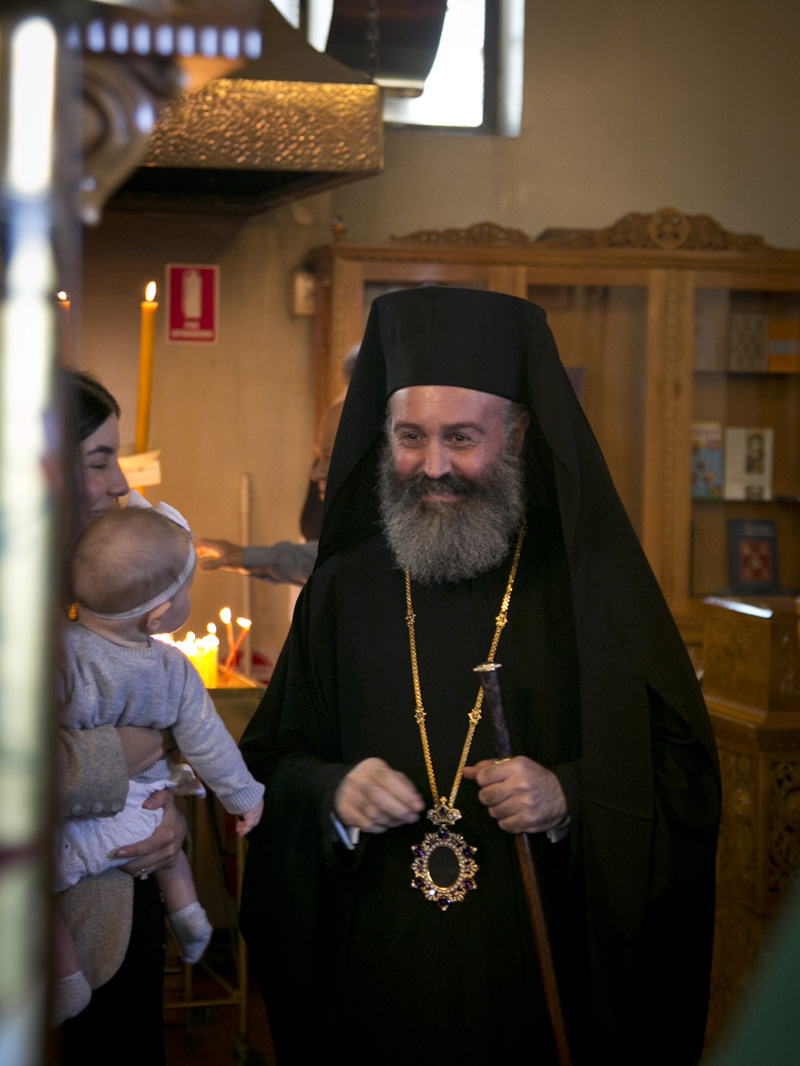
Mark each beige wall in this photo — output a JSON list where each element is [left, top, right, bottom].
[[334, 0, 800, 248], [78, 0, 800, 664], [81, 204, 333, 666]]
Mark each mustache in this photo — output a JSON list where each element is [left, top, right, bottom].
[[403, 472, 477, 500]]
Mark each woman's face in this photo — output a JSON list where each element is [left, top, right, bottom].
[[79, 415, 128, 521]]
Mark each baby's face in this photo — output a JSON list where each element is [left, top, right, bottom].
[[154, 563, 194, 634]]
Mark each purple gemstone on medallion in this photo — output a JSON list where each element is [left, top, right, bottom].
[[438, 897, 450, 909], [465, 880, 474, 891], [412, 846, 424, 857], [462, 846, 471, 856], [413, 877, 425, 888], [438, 827, 448, 839]]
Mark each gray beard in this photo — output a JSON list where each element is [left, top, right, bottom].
[[378, 445, 525, 584]]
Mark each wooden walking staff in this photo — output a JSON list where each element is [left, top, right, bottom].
[[474, 662, 574, 1066]]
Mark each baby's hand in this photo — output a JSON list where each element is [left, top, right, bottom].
[[236, 798, 264, 837]]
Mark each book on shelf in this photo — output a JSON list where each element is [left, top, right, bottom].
[[767, 316, 800, 373], [690, 422, 724, 498], [723, 426, 774, 500], [726, 518, 780, 595]]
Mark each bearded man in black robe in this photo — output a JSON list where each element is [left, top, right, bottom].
[[240, 287, 720, 1065]]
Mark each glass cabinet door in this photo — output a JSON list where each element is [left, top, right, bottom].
[[691, 287, 800, 598], [526, 283, 649, 541]]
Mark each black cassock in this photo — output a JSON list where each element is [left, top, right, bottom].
[[240, 287, 720, 1065]]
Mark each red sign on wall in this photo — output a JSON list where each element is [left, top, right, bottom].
[[166, 264, 218, 343]]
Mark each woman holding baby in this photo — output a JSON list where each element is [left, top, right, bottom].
[[55, 370, 183, 1066]]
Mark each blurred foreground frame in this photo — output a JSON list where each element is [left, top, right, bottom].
[[0, 3, 261, 1061]]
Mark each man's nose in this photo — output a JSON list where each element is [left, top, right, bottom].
[[422, 441, 452, 479]]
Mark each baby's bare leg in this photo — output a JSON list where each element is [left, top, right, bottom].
[[154, 850, 197, 912], [52, 911, 91, 1025], [155, 852, 212, 965], [53, 910, 80, 980]]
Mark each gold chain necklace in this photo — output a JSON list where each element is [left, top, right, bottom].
[[405, 518, 526, 909]]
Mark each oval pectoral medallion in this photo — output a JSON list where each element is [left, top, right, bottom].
[[410, 826, 478, 910]]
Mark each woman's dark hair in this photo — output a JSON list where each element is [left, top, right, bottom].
[[66, 368, 120, 443], [60, 368, 122, 603]]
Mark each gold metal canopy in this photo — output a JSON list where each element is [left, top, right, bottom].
[[110, 1, 384, 213]]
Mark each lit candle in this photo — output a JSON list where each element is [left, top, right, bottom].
[[56, 290, 72, 365], [135, 281, 158, 455], [224, 616, 252, 672], [220, 607, 235, 660]]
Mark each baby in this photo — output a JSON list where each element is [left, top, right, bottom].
[[53, 503, 264, 1024]]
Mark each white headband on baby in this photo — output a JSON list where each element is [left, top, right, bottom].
[[87, 492, 195, 620]]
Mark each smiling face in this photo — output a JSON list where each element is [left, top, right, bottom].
[[380, 386, 529, 584], [388, 385, 528, 496], [79, 414, 128, 521]]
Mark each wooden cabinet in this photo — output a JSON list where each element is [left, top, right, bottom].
[[310, 208, 800, 636], [700, 595, 800, 1044]]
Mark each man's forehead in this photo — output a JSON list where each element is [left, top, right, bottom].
[[388, 385, 509, 421]]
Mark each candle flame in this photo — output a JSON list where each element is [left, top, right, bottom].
[[236, 617, 252, 630], [220, 607, 232, 624], [57, 290, 68, 301], [207, 622, 217, 634], [145, 281, 157, 302]]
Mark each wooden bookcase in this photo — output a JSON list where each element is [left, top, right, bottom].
[[310, 208, 800, 639]]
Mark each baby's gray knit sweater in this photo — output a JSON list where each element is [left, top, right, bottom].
[[57, 623, 264, 815]]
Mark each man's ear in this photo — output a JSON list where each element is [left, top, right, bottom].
[[512, 411, 530, 456], [145, 601, 172, 633]]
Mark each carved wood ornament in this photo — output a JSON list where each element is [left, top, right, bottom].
[[391, 208, 769, 253]]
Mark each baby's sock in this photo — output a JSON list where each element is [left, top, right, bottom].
[[52, 970, 91, 1027], [168, 900, 212, 965]]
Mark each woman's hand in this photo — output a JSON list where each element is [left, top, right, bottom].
[[114, 790, 187, 878]]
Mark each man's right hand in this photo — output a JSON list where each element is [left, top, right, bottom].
[[334, 757, 424, 833], [195, 538, 245, 572]]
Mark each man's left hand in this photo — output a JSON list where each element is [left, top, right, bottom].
[[463, 757, 567, 834]]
